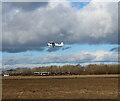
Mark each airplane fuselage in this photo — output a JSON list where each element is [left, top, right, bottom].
[[47, 42, 63, 48]]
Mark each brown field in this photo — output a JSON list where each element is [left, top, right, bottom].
[[2, 74, 119, 79], [2, 75, 119, 99]]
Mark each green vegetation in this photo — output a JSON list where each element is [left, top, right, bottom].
[[3, 64, 119, 76]]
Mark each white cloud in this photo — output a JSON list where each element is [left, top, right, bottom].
[[2, 50, 118, 69], [2, 2, 118, 52]]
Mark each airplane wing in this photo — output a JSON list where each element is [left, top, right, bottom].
[[55, 42, 63, 46]]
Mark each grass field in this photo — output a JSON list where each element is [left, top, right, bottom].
[[2, 75, 119, 99]]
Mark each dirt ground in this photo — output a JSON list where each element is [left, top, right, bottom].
[[2, 75, 119, 99], [2, 74, 119, 79]]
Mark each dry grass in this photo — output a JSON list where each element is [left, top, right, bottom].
[[2, 75, 119, 99]]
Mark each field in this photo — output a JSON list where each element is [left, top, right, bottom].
[[2, 75, 119, 99]]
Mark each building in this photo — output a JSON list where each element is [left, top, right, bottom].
[[34, 72, 50, 76], [3, 74, 9, 76]]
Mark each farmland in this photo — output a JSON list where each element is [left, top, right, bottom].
[[2, 75, 119, 99]]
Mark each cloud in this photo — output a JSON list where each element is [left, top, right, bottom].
[[3, 50, 118, 67], [46, 47, 61, 52], [3, 46, 45, 53], [46, 46, 71, 52], [2, 2, 48, 13], [0, 2, 2, 51], [118, 2, 120, 44], [3, 56, 32, 65], [62, 46, 71, 50], [2, 64, 41, 69], [110, 46, 120, 52], [2, 1, 118, 53], [24, 53, 33, 56]]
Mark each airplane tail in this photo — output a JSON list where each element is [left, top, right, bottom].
[[61, 42, 63, 46]]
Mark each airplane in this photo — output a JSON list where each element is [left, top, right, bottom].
[[47, 41, 64, 48]]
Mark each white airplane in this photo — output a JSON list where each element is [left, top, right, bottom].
[[47, 41, 64, 48]]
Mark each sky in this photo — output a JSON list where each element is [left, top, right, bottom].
[[2, 1, 119, 69]]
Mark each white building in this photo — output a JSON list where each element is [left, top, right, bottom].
[[34, 72, 50, 76]]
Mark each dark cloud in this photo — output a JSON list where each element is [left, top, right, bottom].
[[110, 47, 120, 52], [47, 47, 61, 52], [2, 2, 48, 13], [46, 46, 71, 52], [2, 46, 45, 53]]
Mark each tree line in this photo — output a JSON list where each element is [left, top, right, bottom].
[[3, 64, 119, 76]]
